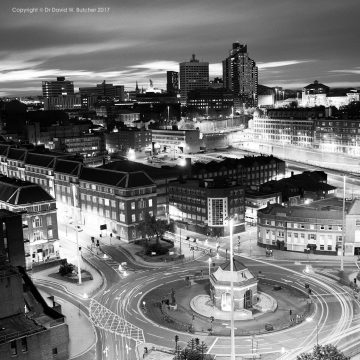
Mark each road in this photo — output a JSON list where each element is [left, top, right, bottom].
[[84, 242, 360, 359]]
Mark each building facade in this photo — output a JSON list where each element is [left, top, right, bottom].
[[257, 198, 360, 256], [191, 155, 286, 188], [0, 146, 158, 243], [151, 129, 201, 154], [251, 113, 315, 148], [0, 177, 59, 269], [168, 178, 245, 236], [79, 81, 125, 100], [223, 43, 258, 108], [186, 88, 234, 116], [44, 94, 82, 111], [42, 77, 74, 98], [105, 128, 152, 155], [53, 134, 105, 166], [167, 71, 179, 95], [180, 54, 209, 105], [78, 167, 157, 242]]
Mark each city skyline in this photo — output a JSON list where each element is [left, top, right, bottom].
[[1, 0, 360, 96]]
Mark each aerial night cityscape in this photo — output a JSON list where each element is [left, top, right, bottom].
[[1, 0, 360, 359]]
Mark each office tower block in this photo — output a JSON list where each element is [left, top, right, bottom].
[[180, 54, 209, 105], [223, 43, 258, 108], [42, 77, 74, 98], [166, 71, 179, 95]]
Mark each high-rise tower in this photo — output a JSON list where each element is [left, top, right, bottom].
[[180, 54, 209, 105], [223, 43, 258, 108], [42, 77, 74, 98], [166, 71, 179, 95]]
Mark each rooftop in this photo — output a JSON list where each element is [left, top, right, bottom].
[[0, 176, 55, 205], [80, 167, 154, 188], [100, 160, 185, 181], [0, 313, 45, 344]]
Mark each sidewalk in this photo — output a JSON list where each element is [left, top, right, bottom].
[[39, 288, 96, 360], [31, 250, 104, 299]]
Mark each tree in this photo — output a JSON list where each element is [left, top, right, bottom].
[[136, 212, 168, 245], [58, 259, 74, 276], [179, 338, 214, 360], [297, 345, 350, 360]]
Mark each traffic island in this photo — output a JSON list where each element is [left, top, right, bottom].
[[141, 275, 313, 336]]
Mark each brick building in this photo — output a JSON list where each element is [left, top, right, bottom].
[[168, 177, 245, 236], [0, 210, 69, 359]]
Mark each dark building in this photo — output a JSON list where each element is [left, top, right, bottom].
[[42, 77, 74, 98], [0, 210, 25, 268], [223, 43, 258, 108], [187, 88, 234, 116], [105, 128, 152, 155], [169, 177, 245, 236], [0, 210, 69, 359], [180, 54, 209, 105], [259, 171, 336, 206], [79, 81, 125, 100], [191, 155, 286, 188], [166, 71, 179, 95]]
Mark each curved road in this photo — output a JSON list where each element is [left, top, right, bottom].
[[88, 250, 360, 360]]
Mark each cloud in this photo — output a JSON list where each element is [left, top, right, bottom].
[[258, 60, 314, 69], [129, 61, 179, 72], [329, 68, 360, 75]]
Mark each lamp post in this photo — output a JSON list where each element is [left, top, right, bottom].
[[228, 217, 235, 360], [306, 317, 319, 345], [341, 175, 346, 271], [75, 224, 82, 285], [208, 257, 211, 277], [179, 225, 182, 255]]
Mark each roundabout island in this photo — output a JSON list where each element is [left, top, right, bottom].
[[140, 258, 313, 337]]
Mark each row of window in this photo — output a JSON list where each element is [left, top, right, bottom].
[[262, 219, 342, 231]]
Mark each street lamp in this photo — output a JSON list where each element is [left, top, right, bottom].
[[341, 175, 346, 271], [225, 216, 236, 360], [75, 224, 82, 285], [208, 257, 211, 277], [306, 317, 319, 345]]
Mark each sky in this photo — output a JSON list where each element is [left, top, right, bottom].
[[1, 0, 360, 96]]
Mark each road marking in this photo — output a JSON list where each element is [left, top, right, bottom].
[[135, 316, 147, 324], [148, 332, 165, 339], [207, 337, 219, 353]]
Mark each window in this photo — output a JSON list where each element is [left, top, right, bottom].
[[105, 210, 110, 218], [104, 199, 109, 206], [320, 245, 325, 250], [48, 229, 53, 239], [47, 216, 52, 226], [10, 341, 17, 355], [21, 338, 28, 352], [111, 200, 116, 207], [131, 202, 135, 210], [119, 202, 125, 210], [52, 348, 58, 355], [32, 216, 42, 228], [120, 213, 125, 222], [327, 245, 332, 251], [132, 214, 136, 222]]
